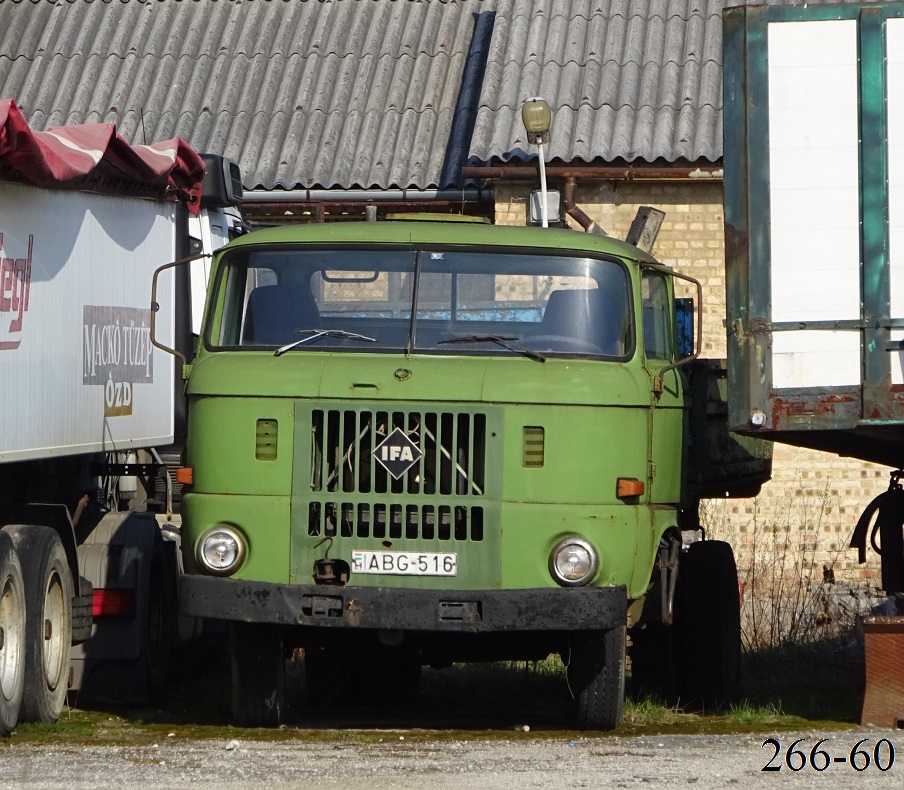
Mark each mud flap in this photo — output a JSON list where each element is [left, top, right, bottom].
[[69, 511, 177, 704]]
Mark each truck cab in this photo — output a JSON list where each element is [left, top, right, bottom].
[[177, 218, 767, 728]]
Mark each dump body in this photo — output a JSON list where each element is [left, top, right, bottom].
[[724, 1, 904, 467], [0, 180, 179, 462]]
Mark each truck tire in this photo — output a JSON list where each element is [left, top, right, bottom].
[[566, 625, 626, 730], [231, 622, 285, 727], [3, 526, 73, 723], [675, 540, 741, 708], [136, 534, 175, 701], [0, 531, 26, 736]]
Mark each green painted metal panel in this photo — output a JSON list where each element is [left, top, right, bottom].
[[860, 7, 892, 420]]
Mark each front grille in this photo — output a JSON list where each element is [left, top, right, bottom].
[[309, 409, 487, 496], [308, 501, 484, 541], [305, 408, 488, 542]]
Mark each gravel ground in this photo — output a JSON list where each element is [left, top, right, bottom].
[[1, 729, 901, 789]]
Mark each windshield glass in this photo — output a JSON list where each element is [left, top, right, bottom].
[[212, 247, 632, 358]]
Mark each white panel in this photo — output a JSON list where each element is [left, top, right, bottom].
[[888, 19, 904, 317], [772, 331, 860, 388], [0, 182, 177, 463], [890, 330, 904, 386], [768, 20, 860, 323]]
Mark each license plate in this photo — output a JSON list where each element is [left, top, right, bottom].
[[351, 550, 457, 576]]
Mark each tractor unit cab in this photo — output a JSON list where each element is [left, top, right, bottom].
[[171, 216, 770, 729]]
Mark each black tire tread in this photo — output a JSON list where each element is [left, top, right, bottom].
[[568, 625, 626, 730]]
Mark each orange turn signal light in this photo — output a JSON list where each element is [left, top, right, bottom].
[[175, 467, 194, 485], [616, 477, 645, 498]]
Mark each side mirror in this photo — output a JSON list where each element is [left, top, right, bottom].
[[675, 298, 695, 358]]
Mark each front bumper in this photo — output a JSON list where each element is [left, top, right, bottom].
[[180, 575, 626, 633]]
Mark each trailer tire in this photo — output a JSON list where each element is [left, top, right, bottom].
[[4, 526, 73, 723], [675, 540, 741, 708], [566, 625, 626, 730], [231, 622, 285, 727], [0, 531, 26, 736]]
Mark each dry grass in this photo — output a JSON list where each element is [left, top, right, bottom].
[[702, 482, 882, 653]]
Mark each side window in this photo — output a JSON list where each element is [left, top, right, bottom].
[[642, 273, 673, 360]]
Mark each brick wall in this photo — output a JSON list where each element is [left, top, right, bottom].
[[494, 179, 888, 584]]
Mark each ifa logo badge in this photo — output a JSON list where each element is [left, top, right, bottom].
[[372, 427, 422, 479]]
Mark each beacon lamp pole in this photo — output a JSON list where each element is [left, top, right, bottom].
[[521, 97, 552, 229]]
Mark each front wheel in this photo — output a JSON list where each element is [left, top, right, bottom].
[[4, 526, 73, 723], [231, 622, 285, 727], [566, 625, 626, 730], [0, 531, 26, 735]]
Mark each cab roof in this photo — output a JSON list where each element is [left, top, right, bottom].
[[226, 220, 660, 266]]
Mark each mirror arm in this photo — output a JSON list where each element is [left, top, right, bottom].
[[151, 252, 210, 377]]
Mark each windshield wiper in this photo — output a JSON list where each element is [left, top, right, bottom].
[[274, 329, 377, 357], [437, 335, 546, 363]]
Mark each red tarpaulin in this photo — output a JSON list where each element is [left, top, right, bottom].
[[0, 99, 204, 211]]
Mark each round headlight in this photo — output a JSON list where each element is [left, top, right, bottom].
[[197, 525, 246, 576], [549, 536, 598, 587]]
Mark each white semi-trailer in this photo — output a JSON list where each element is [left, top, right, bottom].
[[0, 99, 241, 734]]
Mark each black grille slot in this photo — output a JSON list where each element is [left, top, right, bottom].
[[307, 502, 484, 542], [310, 409, 487, 496]]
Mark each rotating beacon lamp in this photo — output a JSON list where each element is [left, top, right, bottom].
[[521, 97, 552, 228]]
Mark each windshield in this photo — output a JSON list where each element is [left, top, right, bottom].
[[211, 247, 633, 358]]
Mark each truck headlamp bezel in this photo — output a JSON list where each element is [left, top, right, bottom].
[[549, 536, 599, 587], [196, 525, 247, 576]]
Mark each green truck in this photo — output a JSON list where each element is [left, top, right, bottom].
[[169, 217, 770, 728]]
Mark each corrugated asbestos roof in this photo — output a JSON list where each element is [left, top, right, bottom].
[[0, 0, 728, 190], [0, 0, 486, 189], [472, 0, 723, 166]]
